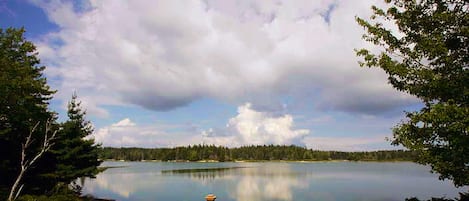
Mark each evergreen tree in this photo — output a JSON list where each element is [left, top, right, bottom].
[[51, 94, 102, 188], [0, 27, 56, 193]]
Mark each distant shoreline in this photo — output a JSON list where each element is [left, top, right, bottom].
[[99, 145, 417, 162], [101, 159, 414, 163]]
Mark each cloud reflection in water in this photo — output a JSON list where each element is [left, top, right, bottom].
[[81, 162, 461, 201]]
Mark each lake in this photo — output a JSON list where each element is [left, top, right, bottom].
[[81, 161, 463, 201]]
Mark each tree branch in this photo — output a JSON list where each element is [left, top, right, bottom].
[[8, 120, 57, 201]]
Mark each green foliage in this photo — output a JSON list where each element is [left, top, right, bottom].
[[51, 94, 102, 185], [16, 185, 81, 201], [393, 102, 469, 186], [99, 145, 417, 162], [17, 194, 80, 201], [0, 27, 56, 192], [0, 27, 102, 199], [356, 0, 468, 187], [406, 192, 469, 201]]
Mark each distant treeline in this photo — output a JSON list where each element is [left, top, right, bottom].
[[99, 145, 417, 162]]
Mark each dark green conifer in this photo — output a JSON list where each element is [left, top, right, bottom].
[[0, 27, 56, 193], [52, 94, 102, 188]]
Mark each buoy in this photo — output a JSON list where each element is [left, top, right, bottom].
[[205, 194, 216, 201]]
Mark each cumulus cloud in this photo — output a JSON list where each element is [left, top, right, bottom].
[[90, 105, 393, 150], [203, 103, 309, 146], [32, 0, 418, 117], [93, 118, 202, 147]]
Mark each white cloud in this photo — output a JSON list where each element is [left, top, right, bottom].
[[93, 118, 202, 147], [90, 108, 395, 150], [112, 118, 135, 127], [203, 103, 309, 146], [33, 0, 418, 117]]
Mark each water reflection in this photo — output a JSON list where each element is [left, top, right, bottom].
[[230, 164, 308, 201], [160, 163, 309, 201], [161, 166, 245, 182], [82, 162, 462, 201], [83, 172, 160, 199], [162, 166, 246, 174]]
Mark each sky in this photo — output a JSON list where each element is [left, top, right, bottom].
[[0, 0, 422, 151]]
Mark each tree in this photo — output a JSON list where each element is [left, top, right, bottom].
[[356, 0, 468, 187], [51, 94, 102, 189], [1, 27, 102, 200], [8, 121, 57, 201], [0, 27, 56, 193]]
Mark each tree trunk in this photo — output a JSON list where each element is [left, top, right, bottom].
[[8, 169, 25, 201]]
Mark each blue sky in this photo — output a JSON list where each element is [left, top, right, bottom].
[[0, 0, 421, 150]]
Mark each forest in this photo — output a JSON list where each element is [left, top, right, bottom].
[[99, 145, 417, 162]]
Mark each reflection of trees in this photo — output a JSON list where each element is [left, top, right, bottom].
[[81, 162, 462, 201], [168, 163, 311, 201], [162, 167, 244, 182], [181, 170, 230, 181], [82, 163, 312, 201]]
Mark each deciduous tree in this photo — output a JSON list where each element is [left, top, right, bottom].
[[356, 0, 468, 187]]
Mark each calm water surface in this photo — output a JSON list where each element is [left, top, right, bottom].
[[82, 161, 462, 201]]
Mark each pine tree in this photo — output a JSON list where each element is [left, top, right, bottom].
[[0, 27, 56, 193], [51, 94, 102, 189]]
